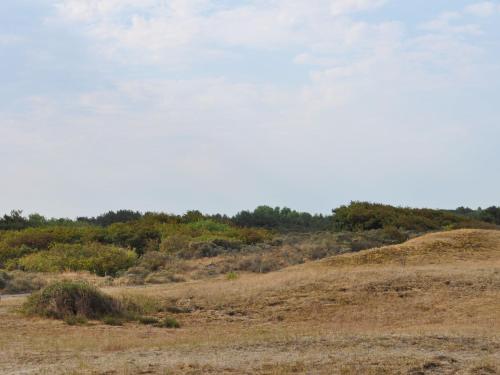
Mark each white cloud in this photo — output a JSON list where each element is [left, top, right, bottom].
[[2, 0, 499, 215], [330, 0, 388, 16], [52, 0, 392, 64], [465, 1, 500, 17]]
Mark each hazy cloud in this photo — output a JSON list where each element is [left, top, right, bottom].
[[1, 1, 499, 216]]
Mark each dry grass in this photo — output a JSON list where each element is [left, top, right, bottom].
[[0, 229, 499, 374]]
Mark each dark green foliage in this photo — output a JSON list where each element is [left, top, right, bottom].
[[233, 206, 332, 231], [137, 316, 159, 325], [0, 270, 10, 289], [77, 210, 142, 227], [105, 221, 161, 255], [454, 206, 500, 225], [332, 202, 493, 232], [23, 281, 122, 320], [0, 210, 29, 231]]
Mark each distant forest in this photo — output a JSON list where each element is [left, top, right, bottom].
[[1, 202, 499, 232]]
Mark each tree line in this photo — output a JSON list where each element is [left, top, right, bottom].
[[1, 203, 499, 233]]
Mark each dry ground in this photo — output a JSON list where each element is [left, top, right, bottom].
[[1, 229, 500, 374]]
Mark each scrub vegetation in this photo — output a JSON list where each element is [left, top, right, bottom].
[[0, 203, 498, 295]]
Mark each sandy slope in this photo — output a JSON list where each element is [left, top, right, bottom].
[[0, 229, 499, 374]]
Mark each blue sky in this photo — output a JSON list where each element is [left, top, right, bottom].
[[1, 0, 499, 217]]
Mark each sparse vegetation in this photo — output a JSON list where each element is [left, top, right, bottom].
[[0, 271, 46, 294], [2, 229, 498, 374]]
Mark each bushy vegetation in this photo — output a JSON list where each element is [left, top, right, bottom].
[[23, 281, 182, 328], [233, 206, 332, 231], [454, 206, 500, 225], [1, 204, 497, 285], [23, 281, 122, 320], [332, 202, 495, 232], [15, 243, 137, 276]]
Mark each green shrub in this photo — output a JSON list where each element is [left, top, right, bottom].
[[17, 243, 137, 276], [139, 251, 170, 271], [137, 316, 159, 325], [0, 270, 10, 289], [106, 222, 161, 254], [23, 281, 122, 320], [0, 244, 37, 268], [332, 201, 485, 232], [226, 271, 238, 281], [155, 317, 180, 329]]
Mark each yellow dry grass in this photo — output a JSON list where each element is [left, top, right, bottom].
[[1, 229, 499, 374]]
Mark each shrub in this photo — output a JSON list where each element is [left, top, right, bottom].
[[139, 251, 170, 271], [309, 246, 329, 260], [160, 234, 189, 253], [155, 317, 180, 329], [332, 201, 484, 232], [23, 281, 122, 320], [236, 255, 281, 273], [226, 271, 238, 281], [137, 316, 159, 325], [0, 244, 37, 269], [106, 222, 161, 255], [17, 243, 137, 276], [0, 270, 10, 289]]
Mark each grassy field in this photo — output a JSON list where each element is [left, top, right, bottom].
[[1, 229, 499, 374]]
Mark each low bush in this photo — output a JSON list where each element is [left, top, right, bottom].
[[17, 243, 137, 276], [0, 270, 10, 289], [137, 316, 159, 325], [332, 201, 488, 232], [155, 317, 180, 328], [139, 251, 171, 271], [23, 281, 122, 320]]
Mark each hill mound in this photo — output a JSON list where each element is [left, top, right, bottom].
[[323, 229, 500, 267]]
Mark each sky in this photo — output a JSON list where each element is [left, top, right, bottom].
[[1, 0, 499, 218]]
